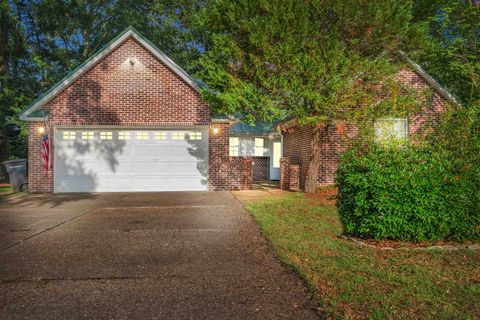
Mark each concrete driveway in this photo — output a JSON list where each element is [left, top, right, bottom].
[[0, 192, 318, 319]]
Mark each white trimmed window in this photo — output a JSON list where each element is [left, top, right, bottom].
[[172, 132, 185, 140], [118, 131, 131, 140], [229, 137, 239, 156], [273, 142, 281, 168], [81, 131, 94, 140], [99, 132, 113, 140], [374, 118, 408, 143], [154, 132, 167, 140], [136, 131, 149, 140], [254, 138, 266, 156], [63, 131, 76, 140], [189, 132, 202, 140]]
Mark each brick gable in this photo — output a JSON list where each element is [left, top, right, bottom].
[[41, 37, 211, 126], [281, 68, 451, 189]]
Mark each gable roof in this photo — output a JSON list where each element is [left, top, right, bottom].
[[399, 51, 460, 106], [20, 26, 201, 121]]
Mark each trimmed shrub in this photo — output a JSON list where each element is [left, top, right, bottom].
[[336, 109, 480, 242]]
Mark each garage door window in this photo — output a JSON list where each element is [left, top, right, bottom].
[[154, 132, 167, 140], [172, 132, 185, 140], [100, 132, 113, 140], [118, 131, 130, 140], [189, 132, 202, 140], [81, 131, 95, 140], [63, 131, 76, 140], [136, 132, 149, 140]]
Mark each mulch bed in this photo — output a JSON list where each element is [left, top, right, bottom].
[[341, 236, 480, 251], [306, 187, 338, 205]]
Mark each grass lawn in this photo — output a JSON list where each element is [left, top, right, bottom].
[[247, 193, 480, 320]]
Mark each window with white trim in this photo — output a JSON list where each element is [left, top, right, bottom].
[[374, 118, 408, 143], [229, 137, 239, 156], [81, 131, 94, 140], [118, 131, 131, 140], [172, 132, 185, 140], [273, 142, 281, 168], [239, 139, 254, 156], [136, 131, 149, 140], [63, 131, 76, 140], [99, 132, 113, 140], [154, 132, 167, 140], [254, 138, 266, 156], [189, 132, 202, 140]]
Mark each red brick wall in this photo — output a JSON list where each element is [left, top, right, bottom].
[[280, 158, 301, 191], [281, 68, 450, 189], [252, 156, 269, 181], [229, 157, 253, 190], [397, 69, 447, 139], [27, 35, 250, 192], [42, 38, 210, 126], [207, 123, 252, 191]]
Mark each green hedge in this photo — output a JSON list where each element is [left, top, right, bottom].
[[336, 144, 480, 242]]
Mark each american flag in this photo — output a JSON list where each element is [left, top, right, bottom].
[[41, 133, 52, 174]]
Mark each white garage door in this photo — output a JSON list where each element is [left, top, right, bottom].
[[54, 128, 208, 193]]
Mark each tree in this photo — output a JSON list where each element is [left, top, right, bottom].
[[196, 0, 427, 192], [413, 0, 480, 106]]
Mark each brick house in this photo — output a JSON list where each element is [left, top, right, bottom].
[[20, 27, 456, 194], [278, 64, 459, 191], [20, 27, 259, 193]]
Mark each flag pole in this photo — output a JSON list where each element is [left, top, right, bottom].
[[43, 111, 49, 177]]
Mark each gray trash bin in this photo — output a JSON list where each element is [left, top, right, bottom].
[[3, 159, 28, 192]]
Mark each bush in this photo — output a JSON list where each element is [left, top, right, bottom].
[[336, 110, 480, 242]]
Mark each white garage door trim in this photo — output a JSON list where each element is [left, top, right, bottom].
[[54, 126, 209, 193]]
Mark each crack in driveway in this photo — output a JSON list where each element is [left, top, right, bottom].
[[0, 207, 97, 253]]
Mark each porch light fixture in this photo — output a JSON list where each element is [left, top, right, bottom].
[[37, 126, 45, 134], [212, 127, 220, 135]]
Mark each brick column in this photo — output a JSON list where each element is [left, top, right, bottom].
[[208, 122, 230, 190], [280, 157, 290, 190], [289, 164, 300, 191], [241, 158, 253, 190]]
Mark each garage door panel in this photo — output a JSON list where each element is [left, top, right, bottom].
[[56, 176, 97, 193], [55, 128, 208, 192], [133, 163, 156, 173], [150, 162, 170, 173], [135, 146, 171, 156]]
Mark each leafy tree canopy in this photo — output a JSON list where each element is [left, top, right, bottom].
[[413, 0, 480, 106], [196, 0, 429, 191], [196, 0, 429, 127]]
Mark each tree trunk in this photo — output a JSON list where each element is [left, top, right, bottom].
[[304, 125, 323, 193]]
